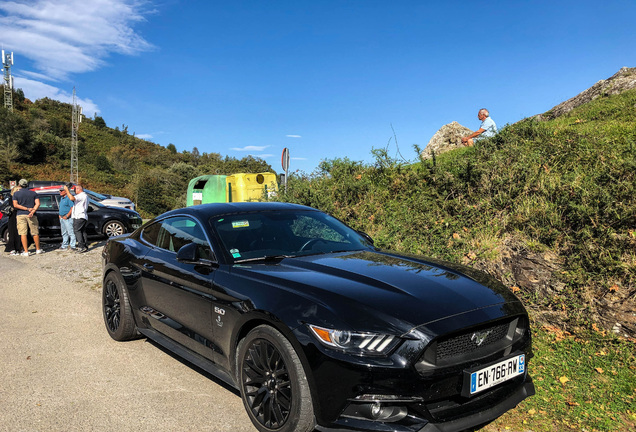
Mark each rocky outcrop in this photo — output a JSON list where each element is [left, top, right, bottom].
[[537, 66, 636, 120], [471, 236, 635, 338], [420, 121, 472, 161]]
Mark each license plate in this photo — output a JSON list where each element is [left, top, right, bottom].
[[466, 354, 525, 395]]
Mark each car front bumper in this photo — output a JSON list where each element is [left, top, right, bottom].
[[295, 313, 534, 431]]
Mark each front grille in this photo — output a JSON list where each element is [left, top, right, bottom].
[[436, 321, 509, 361], [416, 317, 527, 373]]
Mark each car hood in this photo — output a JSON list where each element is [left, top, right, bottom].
[[98, 206, 140, 217], [233, 250, 521, 333], [107, 196, 132, 202]]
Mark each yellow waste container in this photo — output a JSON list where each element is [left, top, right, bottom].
[[227, 172, 278, 202]]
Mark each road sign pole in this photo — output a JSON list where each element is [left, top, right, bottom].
[[281, 148, 290, 193]]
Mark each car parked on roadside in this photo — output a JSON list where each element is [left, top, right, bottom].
[[28, 183, 136, 211], [0, 190, 143, 243], [101, 202, 534, 432], [84, 189, 136, 211]]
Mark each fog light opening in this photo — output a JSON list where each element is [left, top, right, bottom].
[[364, 403, 408, 422]]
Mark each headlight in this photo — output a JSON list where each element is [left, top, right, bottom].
[[308, 324, 399, 356]]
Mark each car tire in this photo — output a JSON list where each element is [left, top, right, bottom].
[[2, 228, 7, 243], [102, 271, 139, 341], [103, 220, 125, 237], [237, 325, 315, 432]]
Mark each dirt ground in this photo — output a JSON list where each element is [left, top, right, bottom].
[[4, 237, 106, 291]]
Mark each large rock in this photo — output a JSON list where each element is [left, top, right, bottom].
[[537, 66, 636, 120], [420, 121, 472, 161]]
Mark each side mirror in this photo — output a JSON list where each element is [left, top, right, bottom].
[[176, 242, 198, 262], [176, 242, 216, 266], [358, 231, 374, 245]]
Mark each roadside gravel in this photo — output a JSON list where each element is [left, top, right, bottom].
[[5, 238, 106, 291], [0, 237, 256, 432]]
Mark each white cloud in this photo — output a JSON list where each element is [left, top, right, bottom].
[[231, 145, 270, 152], [136, 133, 153, 140], [0, 0, 153, 79], [258, 154, 274, 158], [15, 76, 100, 115], [286, 134, 302, 138], [0, 0, 153, 109], [291, 157, 307, 160]]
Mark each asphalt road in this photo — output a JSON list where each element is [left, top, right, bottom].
[[0, 253, 256, 432]]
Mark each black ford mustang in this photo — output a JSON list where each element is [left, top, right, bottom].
[[101, 202, 534, 432]]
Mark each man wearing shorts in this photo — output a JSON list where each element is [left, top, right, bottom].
[[461, 108, 498, 146], [12, 178, 43, 256]]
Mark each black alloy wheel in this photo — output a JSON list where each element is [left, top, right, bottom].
[[102, 272, 138, 341], [238, 326, 315, 432]]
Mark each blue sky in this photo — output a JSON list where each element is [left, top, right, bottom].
[[1, 0, 634, 174]]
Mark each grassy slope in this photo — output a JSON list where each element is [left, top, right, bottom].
[[279, 90, 636, 430]]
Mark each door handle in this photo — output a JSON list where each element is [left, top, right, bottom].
[[143, 263, 154, 271]]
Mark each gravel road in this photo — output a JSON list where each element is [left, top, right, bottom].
[[0, 239, 255, 432]]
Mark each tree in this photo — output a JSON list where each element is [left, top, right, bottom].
[[167, 143, 177, 154], [0, 136, 20, 170], [0, 107, 35, 163], [94, 116, 107, 129], [94, 155, 113, 173], [191, 146, 201, 166]]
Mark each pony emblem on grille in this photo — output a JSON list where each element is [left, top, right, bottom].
[[471, 330, 492, 346]]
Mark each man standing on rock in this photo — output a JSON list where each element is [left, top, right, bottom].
[[12, 178, 43, 256], [461, 108, 497, 146], [65, 183, 89, 253]]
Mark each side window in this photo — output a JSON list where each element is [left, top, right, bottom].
[[154, 216, 213, 258], [37, 195, 58, 211], [141, 222, 161, 246]]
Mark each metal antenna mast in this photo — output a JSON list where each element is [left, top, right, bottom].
[[2, 50, 14, 111], [70, 87, 83, 183]]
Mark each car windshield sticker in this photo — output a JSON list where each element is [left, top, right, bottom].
[[232, 220, 249, 228], [230, 248, 241, 258]]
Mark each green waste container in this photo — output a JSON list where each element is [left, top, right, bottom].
[[186, 175, 227, 206]]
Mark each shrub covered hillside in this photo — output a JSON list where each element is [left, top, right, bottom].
[[278, 89, 636, 337], [0, 95, 273, 217]]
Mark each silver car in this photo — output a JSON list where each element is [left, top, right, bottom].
[[85, 189, 136, 211]]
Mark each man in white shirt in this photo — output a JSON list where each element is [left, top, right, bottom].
[[65, 183, 89, 253], [461, 108, 498, 146]]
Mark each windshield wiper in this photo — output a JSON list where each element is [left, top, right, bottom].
[[234, 254, 292, 263]]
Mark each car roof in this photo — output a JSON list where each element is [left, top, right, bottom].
[[161, 202, 316, 219], [31, 185, 70, 192]]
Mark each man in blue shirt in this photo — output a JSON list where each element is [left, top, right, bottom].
[[461, 108, 498, 146], [58, 187, 76, 250]]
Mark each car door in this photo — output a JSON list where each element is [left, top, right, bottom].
[[35, 194, 61, 238], [138, 215, 220, 360]]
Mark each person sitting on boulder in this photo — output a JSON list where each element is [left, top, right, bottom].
[[461, 108, 497, 146]]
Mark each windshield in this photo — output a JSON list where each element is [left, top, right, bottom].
[[211, 210, 372, 262], [84, 189, 109, 200]]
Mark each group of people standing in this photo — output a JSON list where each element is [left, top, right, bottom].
[[3, 179, 90, 256]]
